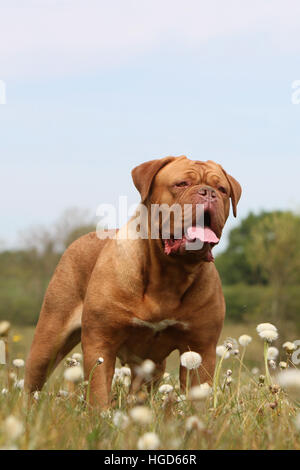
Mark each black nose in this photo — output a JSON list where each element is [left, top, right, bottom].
[[198, 186, 217, 199]]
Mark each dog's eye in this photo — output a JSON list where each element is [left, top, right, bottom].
[[175, 181, 189, 188], [218, 186, 227, 194]]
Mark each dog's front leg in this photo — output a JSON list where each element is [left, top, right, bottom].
[[81, 320, 124, 408]]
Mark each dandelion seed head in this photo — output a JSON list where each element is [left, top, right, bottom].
[[216, 345, 230, 359], [14, 379, 24, 390], [180, 351, 202, 370], [129, 406, 153, 425], [12, 359, 25, 368], [120, 366, 131, 377], [3, 416, 23, 441], [135, 359, 155, 377], [238, 335, 252, 347], [158, 384, 174, 394], [258, 329, 278, 342], [256, 323, 277, 333], [282, 342, 297, 353], [188, 383, 211, 401], [137, 432, 160, 450], [185, 416, 205, 432], [71, 353, 82, 362], [64, 365, 83, 383], [113, 411, 129, 430], [267, 347, 279, 360]]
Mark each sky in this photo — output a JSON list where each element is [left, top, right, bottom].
[[0, 0, 300, 251]]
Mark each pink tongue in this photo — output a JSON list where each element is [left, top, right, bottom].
[[187, 226, 219, 244]]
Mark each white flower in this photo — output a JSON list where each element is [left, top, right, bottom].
[[129, 406, 153, 425], [276, 369, 300, 395], [188, 383, 211, 401], [295, 413, 300, 431], [256, 323, 277, 333], [267, 347, 279, 360], [14, 379, 24, 390], [57, 389, 68, 397], [135, 359, 155, 377], [163, 372, 171, 380], [258, 329, 278, 342], [226, 376, 232, 385], [177, 394, 186, 402], [113, 411, 129, 430], [12, 359, 25, 368], [158, 384, 174, 394], [120, 367, 131, 377], [251, 367, 260, 375], [3, 416, 23, 440], [0, 321, 11, 336], [224, 341, 233, 350], [64, 365, 83, 383], [226, 369, 232, 376], [269, 360, 276, 369], [180, 351, 202, 370], [33, 391, 40, 400], [232, 349, 239, 356], [185, 416, 205, 432], [97, 357, 104, 365], [216, 345, 230, 359], [9, 372, 17, 381], [238, 335, 252, 347], [65, 357, 79, 367], [282, 342, 297, 353], [72, 353, 82, 362], [279, 361, 287, 369], [137, 432, 160, 450], [1, 388, 8, 395]]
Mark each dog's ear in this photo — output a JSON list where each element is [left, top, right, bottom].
[[132, 157, 176, 202], [221, 169, 242, 217]]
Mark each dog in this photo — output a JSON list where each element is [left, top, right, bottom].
[[25, 155, 241, 407]]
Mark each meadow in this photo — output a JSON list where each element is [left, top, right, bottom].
[[0, 322, 299, 450]]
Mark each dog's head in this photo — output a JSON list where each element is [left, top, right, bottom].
[[132, 156, 241, 261]]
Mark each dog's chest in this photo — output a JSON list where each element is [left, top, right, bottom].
[[131, 317, 188, 332], [117, 317, 189, 365]]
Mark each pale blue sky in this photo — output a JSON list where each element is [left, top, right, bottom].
[[0, 1, 299, 250]]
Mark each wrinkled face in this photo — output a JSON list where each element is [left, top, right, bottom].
[[147, 157, 240, 261]]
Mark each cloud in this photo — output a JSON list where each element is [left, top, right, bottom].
[[1, 0, 300, 78]]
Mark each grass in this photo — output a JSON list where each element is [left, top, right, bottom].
[[0, 323, 299, 450]]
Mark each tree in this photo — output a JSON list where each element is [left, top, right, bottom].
[[245, 211, 300, 322]]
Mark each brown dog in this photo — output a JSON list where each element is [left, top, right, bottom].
[[25, 156, 241, 407]]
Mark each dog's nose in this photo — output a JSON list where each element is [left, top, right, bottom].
[[198, 187, 217, 200]]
